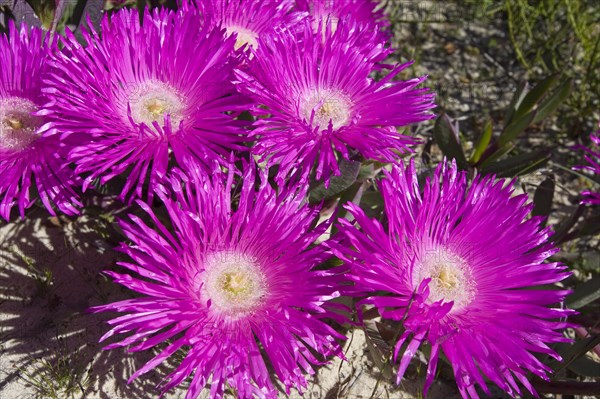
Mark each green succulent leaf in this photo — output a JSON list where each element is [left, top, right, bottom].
[[553, 335, 600, 374], [532, 78, 573, 124], [363, 321, 393, 380], [308, 159, 361, 204], [478, 142, 515, 168], [433, 114, 467, 168], [480, 150, 549, 177], [532, 176, 555, 220], [577, 214, 600, 239], [566, 275, 600, 309], [498, 109, 537, 147], [567, 354, 600, 378], [470, 119, 493, 164], [504, 81, 528, 123], [513, 74, 559, 120]]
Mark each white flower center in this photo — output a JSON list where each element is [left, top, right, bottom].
[[202, 251, 267, 319], [0, 97, 41, 150], [301, 89, 353, 131], [413, 247, 475, 312], [225, 26, 258, 50], [127, 80, 185, 127]]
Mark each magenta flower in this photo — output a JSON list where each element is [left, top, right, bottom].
[[41, 8, 248, 202], [91, 164, 346, 399], [334, 160, 574, 398], [574, 124, 600, 204], [234, 22, 435, 183], [0, 22, 80, 221], [196, 0, 305, 52], [296, 0, 390, 42]]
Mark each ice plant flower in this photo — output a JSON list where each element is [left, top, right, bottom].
[[310, 11, 393, 65], [296, 0, 390, 42], [234, 23, 435, 183], [574, 122, 600, 204], [195, 0, 305, 52], [0, 22, 80, 221], [91, 164, 346, 399], [334, 160, 574, 399], [42, 8, 248, 202]]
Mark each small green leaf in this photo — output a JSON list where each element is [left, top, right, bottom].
[[470, 119, 493, 164], [498, 109, 537, 147], [357, 161, 383, 181], [513, 74, 559, 120], [504, 81, 528, 123], [308, 159, 361, 204], [358, 191, 385, 219], [360, 191, 384, 210], [566, 275, 600, 309], [567, 355, 600, 378], [554, 335, 600, 374], [330, 180, 366, 234], [533, 78, 573, 124], [478, 142, 515, 168], [577, 214, 600, 239], [480, 150, 549, 177], [532, 176, 555, 220], [363, 321, 393, 379], [433, 114, 467, 168], [551, 204, 584, 245]]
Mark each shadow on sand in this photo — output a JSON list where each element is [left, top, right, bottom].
[[0, 205, 186, 399]]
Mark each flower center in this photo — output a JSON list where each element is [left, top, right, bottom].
[[225, 26, 259, 50], [301, 89, 353, 131], [0, 97, 41, 151], [202, 251, 267, 319], [127, 80, 185, 127], [413, 247, 475, 312], [432, 267, 460, 291]]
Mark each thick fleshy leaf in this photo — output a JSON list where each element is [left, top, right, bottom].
[[498, 109, 536, 147], [309, 159, 361, 203], [433, 114, 467, 168], [363, 321, 393, 379], [504, 81, 528, 123], [532, 176, 555, 221], [566, 275, 600, 309], [533, 78, 573, 124], [470, 118, 492, 164], [481, 150, 549, 177], [554, 335, 600, 374], [513, 74, 559, 120]]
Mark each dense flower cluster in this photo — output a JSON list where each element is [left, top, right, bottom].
[[0, 1, 579, 399]]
